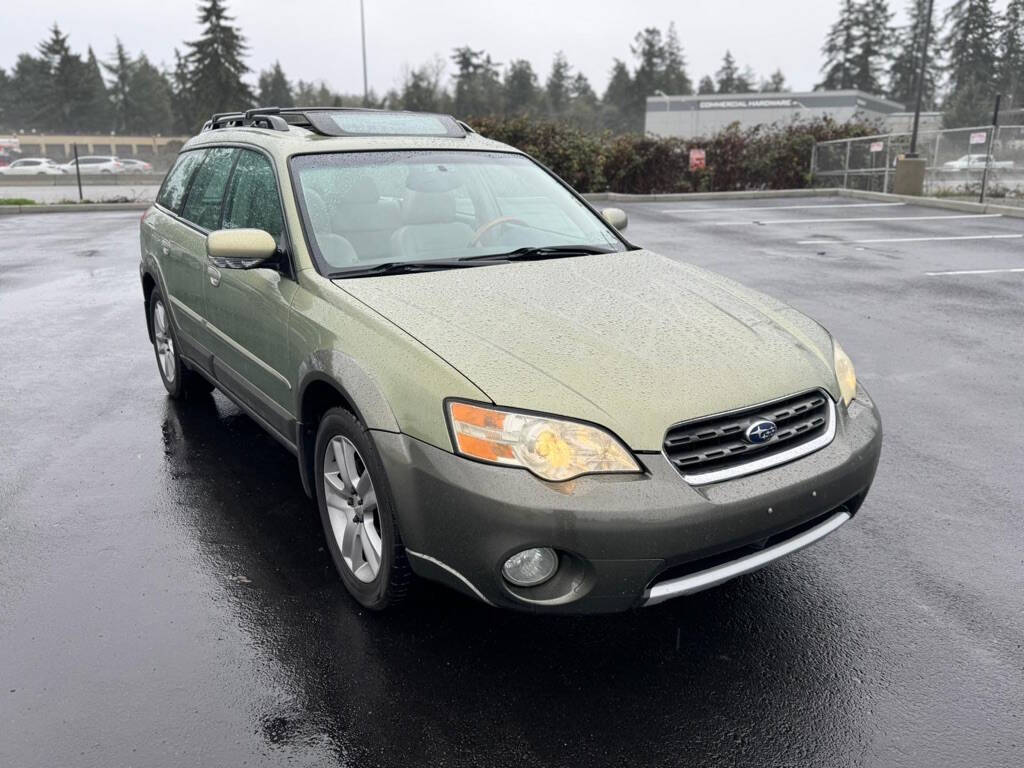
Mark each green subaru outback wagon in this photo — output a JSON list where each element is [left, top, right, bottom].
[[140, 108, 881, 613]]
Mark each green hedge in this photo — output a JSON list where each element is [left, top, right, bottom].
[[470, 116, 878, 194]]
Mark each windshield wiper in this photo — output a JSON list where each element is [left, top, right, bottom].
[[328, 259, 478, 279], [459, 245, 617, 263]]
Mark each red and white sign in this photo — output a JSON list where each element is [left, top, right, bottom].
[[689, 148, 706, 171], [869, 141, 884, 153], [970, 131, 988, 145]]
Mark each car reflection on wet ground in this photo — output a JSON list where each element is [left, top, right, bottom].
[[1, 202, 1022, 767]]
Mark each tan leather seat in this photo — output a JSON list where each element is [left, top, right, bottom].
[[330, 176, 401, 262], [390, 190, 474, 260]]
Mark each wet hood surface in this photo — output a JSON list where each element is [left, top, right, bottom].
[[336, 250, 838, 450]]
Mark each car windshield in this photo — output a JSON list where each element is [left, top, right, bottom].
[[290, 150, 626, 275]]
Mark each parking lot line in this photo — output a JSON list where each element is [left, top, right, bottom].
[[660, 202, 906, 214], [925, 267, 1024, 276], [712, 213, 1003, 226], [798, 233, 1024, 245]]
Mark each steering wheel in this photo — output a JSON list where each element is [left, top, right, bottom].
[[469, 216, 529, 247]]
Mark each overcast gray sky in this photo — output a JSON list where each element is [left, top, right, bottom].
[[0, 0, 993, 96]]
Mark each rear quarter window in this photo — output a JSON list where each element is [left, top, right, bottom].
[[156, 150, 207, 214]]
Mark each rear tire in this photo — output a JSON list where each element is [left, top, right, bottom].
[[315, 407, 412, 610], [149, 288, 213, 399]]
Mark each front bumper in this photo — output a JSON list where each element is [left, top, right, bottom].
[[375, 388, 882, 613]]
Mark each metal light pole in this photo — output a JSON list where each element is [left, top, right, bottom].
[[908, 0, 934, 158], [979, 94, 1001, 204], [360, 0, 369, 106]]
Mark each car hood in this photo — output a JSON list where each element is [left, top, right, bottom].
[[335, 250, 839, 450]]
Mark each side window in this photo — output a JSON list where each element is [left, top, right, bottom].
[[222, 150, 284, 241], [156, 151, 206, 214], [180, 147, 237, 230]]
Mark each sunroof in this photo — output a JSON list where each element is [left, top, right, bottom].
[[304, 110, 466, 138]]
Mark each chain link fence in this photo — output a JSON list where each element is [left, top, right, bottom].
[[811, 125, 1024, 201]]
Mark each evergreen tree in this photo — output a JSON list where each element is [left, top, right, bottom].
[[545, 52, 572, 116], [7, 53, 52, 130], [503, 59, 540, 115], [662, 23, 693, 95], [0, 67, 10, 129], [715, 50, 740, 93], [169, 48, 195, 133], [996, 0, 1024, 112], [79, 47, 111, 132], [566, 72, 599, 127], [818, 0, 859, 89], [850, 0, 894, 93], [184, 0, 254, 126], [631, 27, 665, 109], [888, 0, 939, 109], [697, 75, 716, 94], [128, 55, 174, 133], [942, 0, 999, 126], [760, 69, 788, 92], [257, 61, 293, 107], [600, 58, 635, 131], [450, 46, 502, 117], [37, 24, 83, 131], [104, 39, 134, 133], [736, 65, 758, 93], [399, 58, 449, 112]]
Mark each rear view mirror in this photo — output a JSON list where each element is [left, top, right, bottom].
[[207, 228, 278, 268], [601, 207, 628, 232]]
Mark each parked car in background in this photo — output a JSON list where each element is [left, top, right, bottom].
[[120, 158, 154, 174], [0, 157, 65, 175], [62, 155, 125, 174], [941, 154, 1015, 171]]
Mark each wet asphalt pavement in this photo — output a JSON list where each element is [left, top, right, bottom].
[[1, 199, 1022, 767]]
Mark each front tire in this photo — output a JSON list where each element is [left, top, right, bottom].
[[149, 289, 213, 399], [315, 407, 411, 610]]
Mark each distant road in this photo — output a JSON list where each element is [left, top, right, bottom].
[[1, 183, 157, 203]]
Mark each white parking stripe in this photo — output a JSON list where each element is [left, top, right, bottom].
[[925, 267, 1024, 276], [798, 233, 1024, 245], [660, 202, 906, 214], [712, 213, 1003, 226]]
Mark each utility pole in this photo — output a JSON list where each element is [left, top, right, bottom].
[[908, 0, 934, 158], [360, 0, 369, 106], [979, 94, 1001, 204]]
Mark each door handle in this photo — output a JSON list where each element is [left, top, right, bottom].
[[207, 265, 221, 287], [161, 246, 170, 256]]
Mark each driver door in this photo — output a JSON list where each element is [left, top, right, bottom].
[[202, 148, 298, 442]]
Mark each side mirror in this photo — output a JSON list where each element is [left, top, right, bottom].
[[207, 228, 278, 269], [601, 207, 628, 232]]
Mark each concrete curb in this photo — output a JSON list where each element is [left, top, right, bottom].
[[582, 189, 841, 203], [835, 188, 1024, 219], [584, 186, 1024, 219], [0, 202, 150, 215]]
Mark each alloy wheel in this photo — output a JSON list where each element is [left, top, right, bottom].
[[152, 300, 176, 383], [323, 436, 382, 583]]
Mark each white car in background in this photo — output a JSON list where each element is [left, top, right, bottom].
[[941, 154, 1015, 171], [62, 156, 125, 174], [120, 158, 154, 174], [0, 157, 65, 175]]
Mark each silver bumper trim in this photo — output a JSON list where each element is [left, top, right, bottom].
[[643, 509, 851, 606]]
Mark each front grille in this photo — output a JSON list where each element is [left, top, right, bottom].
[[663, 390, 832, 482]]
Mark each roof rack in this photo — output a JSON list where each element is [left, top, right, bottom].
[[201, 106, 472, 138]]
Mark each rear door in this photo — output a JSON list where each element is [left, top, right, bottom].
[[145, 149, 208, 348], [202, 148, 298, 441]]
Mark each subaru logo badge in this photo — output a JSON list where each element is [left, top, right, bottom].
[[745, 419, 777, 444]]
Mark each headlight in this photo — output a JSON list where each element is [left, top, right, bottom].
[[446, 401, 641, 482], [833, 340, 857, 406]]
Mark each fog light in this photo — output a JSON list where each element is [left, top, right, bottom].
[[502, 548, 558, 587]]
